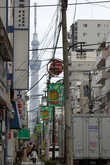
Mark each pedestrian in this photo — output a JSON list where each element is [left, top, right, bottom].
[[15, 150, 23, 165], [30, 148, 38, 165], [26, 143, 33, 158]]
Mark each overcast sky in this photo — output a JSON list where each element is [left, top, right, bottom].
[[29, 0, 110, 93], [30, 0, 110, 40]]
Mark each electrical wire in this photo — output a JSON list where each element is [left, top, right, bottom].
[[27, 106, 39, 112], [29, 1, 62, 80], [26, 72, 48, 94], [13, 60, 28, 83], [1, 1, 110, 8], [30, 8, 58, 68], [70, 66, 110, 72], [29, 41, 110, 51], [29, 46, 62, 51], [51, 0, 62, 59], [73, 0, 77, 23]]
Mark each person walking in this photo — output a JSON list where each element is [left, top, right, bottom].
[[30, 148, 38, 165]]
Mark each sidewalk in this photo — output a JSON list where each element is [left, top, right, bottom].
[[22, 157, 45, 165]]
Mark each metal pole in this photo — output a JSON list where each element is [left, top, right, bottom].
[[52, 106, 55, 160], [61, 1, 73, 165]]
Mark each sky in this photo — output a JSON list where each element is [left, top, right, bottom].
[[29, 0, 110, 94], [30, 0, 110, 37]]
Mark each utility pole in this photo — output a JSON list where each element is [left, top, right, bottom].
[[47, 75, 55, 160], [52, 106, 55, 160], [61, 1, 73, 165]]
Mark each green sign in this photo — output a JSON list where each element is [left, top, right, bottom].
[[36, 123, 42, 132], [18, 128, 30, 139], [48, 83, 64, 106], [40, 106, 53, 121]]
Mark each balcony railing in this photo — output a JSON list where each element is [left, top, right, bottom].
[[96, 70, 110, 84], [96, 49, 108, 68], [0, 17, 12, 61]]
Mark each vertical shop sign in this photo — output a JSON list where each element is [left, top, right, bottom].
[[13, 0, 30, 89], [48, 83, 64, 106], [16, 98, 24, 119]]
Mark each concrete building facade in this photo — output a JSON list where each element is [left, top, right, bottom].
[[94, 39, 110, 114], [69, 51, 96, 113], [69, 19, 110, 50]]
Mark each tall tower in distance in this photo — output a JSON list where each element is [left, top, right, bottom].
[[29, 3, 41, 134]]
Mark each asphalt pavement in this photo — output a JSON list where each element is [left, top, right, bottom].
[[22, 162, 44, 165], [22, 158, 44, 165]]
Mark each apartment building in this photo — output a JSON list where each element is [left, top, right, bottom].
[[69, 51, 96, 113], [0, 1, 30, 164], [0, 17, 13, 165], [94, 39, 110, 114], [69, 19, 110, 50]]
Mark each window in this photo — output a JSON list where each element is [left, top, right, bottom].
[[69, 82, 72, 86], [83, 24, 87, 27], [83, 32, 87, 37], [83, 85, 89, 97], [97, 24, 101, 27], [97, 33, 100, 37], [19, 4, 24, 8]]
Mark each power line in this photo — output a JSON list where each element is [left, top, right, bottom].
[[73, 0, 78, 22], [1, 1, 110, 8], [29, 46, 62, 51], [27, 106, 39, 112], [26, 73, 48, 94], [30, 8, 58, 67], [51, 1, 62, 60], [29, 41, 110, 51], [69, 66, 110, 73], [68, 0, 110, 6]]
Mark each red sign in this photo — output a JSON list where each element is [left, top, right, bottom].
[[48, 91, 59, 100], [47, 59, 63, 76], [8, 132, 11, 139], [16, 99, 24, 119]]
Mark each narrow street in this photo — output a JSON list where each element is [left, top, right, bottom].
[[1, 1, 110, 165], [22, 159, 44, 165]]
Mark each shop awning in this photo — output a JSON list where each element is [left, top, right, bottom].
[[10, 101, 22, 129]]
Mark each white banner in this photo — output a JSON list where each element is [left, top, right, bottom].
[[13, 30, 29, 89], [13, 0, 30, 90]]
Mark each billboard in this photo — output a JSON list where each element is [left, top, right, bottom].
[[13, 0, 30, 90]]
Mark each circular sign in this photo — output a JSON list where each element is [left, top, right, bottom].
[[47, 59, 63, 76]]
